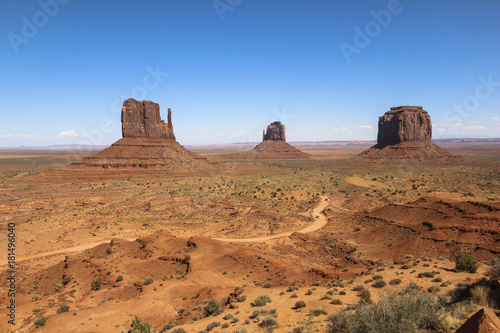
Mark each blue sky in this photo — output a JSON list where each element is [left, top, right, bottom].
[[1, 0, 499, 147]]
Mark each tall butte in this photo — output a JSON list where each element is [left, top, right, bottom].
[[358, 105, 459, 161], [73, 98, 220, 170], [230, 121, 310, 159]]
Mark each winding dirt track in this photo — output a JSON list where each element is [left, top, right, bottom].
[[213, 196, 330, 243], [15, 196, 329, 263]]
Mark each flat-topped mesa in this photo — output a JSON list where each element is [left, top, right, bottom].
[[121, 98, 175, 140], [377, 105, 431, 148], [263, 121, 286, 142]]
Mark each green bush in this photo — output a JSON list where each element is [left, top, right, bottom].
[[204, 299, 221, 316], [56, 303, 69, 314], [144, 278, 154, 285], [372, 280, 387, 288], [389, 279, 402, 285], [206, 322, 220, 331], [330, 298, 343, 305], [91, 277, 103, 291], [251, 294, 271, 307], [454, 252, 478, 273], [309, 307, 327, 316], [130, 316, 155, 333], [328, 291, 441, 333], [259, 316, 278, 327], [116, 275, 123, 282], [294, 300, 306, 308], [352, 285, 364, 291], [34, 316, 47, 328]]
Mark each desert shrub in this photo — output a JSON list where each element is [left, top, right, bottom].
[[287, 286, 299, 292], [235, 327, 247, 333], [221, 323, 230, 328], [263, 283, 274, 288], [259, 316, 278, 327], [34, 316, 47, 328], [454, 252, 478, 273], [352, 285, 364, 291], [171, 329, 185, 333], [327, 312, 353, 333], [206, 322, 220, 331], [223, 313, 233, 320], [231, 317, 240, 323], [329, 291, 441, 333], [292, 327, 306, 333], [400, 282, 421, 294], [372, 273, 383, 280], [116, 275, 123, 282], [249, 310, 260, 319], [160, 324, 174, 332], [431, 277, 442, 283], [389, 279, 402, 285], [290, 293, 298, 298], [401, 264, 411, 269], [294, 300, 306, 308], [33, 307, 41, 312], [309, 307, 327, 316], [251, 294, 271, 307], [91, 277, 103, 291], [486, 257, 500, 280], [310, 281, 322, 286], [417, 272, 435, 278], [427, 285, 440, 293], [471, 285, 492, 307], [306, 289, 313, 295], [144, 278, 154, 285], [358, 290, 372, 305], [204, 299, 221, 316], [330, 299, 343, 305], [56, 303, 70, 314], [364, 278, 373, 283], [321, 294, 333, 300], [236, 295, 247, 302], [130, 316, 155, 333], [372, 280, 387, 288], [339, 290, 346, 296]]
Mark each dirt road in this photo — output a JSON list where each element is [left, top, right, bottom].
[[214, 195, 330, 243], [14, 196, 329, 263]]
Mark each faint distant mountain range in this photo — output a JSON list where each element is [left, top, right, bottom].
[[2, 138, 499, 150]]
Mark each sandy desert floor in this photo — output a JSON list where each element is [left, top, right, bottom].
[[0, 142, 499, 332]]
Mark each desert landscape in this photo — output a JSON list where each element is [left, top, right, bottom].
[[2, 2, 499, 332], [0, 101, 499, 333]]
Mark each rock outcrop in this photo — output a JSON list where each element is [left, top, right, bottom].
[[73, 99, 221, 171], [226, 121, 310, 160], [358, 106, 459, 161], [263, 121, 286, 142], [121, 99, 175, 140], [376, 106, 431, 148], [455, 308, 500, 333]]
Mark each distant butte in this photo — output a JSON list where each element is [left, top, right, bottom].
[[358, 105, 460, 161], [227, 121, 311, 160], [73, 98, 221, 170]]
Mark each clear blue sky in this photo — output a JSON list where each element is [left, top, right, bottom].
[[1, 0, 499, 147]]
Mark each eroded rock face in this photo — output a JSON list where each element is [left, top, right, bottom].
[[121, 98, 175, 140], [377, 106, 431, 148], [263, 121, 286, 141]]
